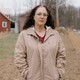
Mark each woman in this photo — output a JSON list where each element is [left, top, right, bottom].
[[14, 5, 66, 80]]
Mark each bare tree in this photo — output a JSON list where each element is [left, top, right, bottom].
[[13, 0, 19, 33], [44, 0, 66, 28], [56, 0, 59, 27]]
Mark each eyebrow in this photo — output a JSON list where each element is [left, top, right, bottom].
[[36, 12, 48, 14]]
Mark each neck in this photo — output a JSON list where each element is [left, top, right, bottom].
[[34, 25, 45, 33]]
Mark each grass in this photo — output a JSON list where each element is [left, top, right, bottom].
[[56, 27, 69, 35], [0, 33, 18, 60]]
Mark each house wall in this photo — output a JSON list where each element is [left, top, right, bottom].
[[0, 13, 10, 32], [19, 16, 27, 32]]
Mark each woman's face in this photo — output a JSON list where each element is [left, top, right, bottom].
[[34, 6, 48, 27]]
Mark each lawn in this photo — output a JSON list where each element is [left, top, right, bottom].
[[0, 33, 18, 60]]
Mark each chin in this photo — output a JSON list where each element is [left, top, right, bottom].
[[38, 23, 45, 26]]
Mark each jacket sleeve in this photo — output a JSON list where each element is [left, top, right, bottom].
[[56, 33, 66, 79], [14, 31, 28, 79]]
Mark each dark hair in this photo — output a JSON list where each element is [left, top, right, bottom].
[[23, 5, 55, 30]]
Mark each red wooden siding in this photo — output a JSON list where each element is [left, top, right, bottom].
[[0, 13, 10, 32]]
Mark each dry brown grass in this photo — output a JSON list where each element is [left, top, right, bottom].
[[0, 32, 9, 39], [0, 32, 23, 80], [60, 29, 80, 80], [0, 30, 80, 80], [68, 30, 80, 53]]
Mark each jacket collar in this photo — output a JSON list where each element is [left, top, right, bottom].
[[26, 26, 55, 41]]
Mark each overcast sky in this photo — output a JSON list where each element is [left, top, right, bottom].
[[67, 0, 80, 7], [0, 0, 80, 8], [0, 0, 40, 15], [0, 0, 80, 15]]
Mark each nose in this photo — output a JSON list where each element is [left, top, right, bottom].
[[41, 14, 44, 18]]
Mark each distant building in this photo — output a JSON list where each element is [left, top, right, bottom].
[[0, 12, 16, 32], [0, 12, 11, 32], [19, 11, 30, 32]]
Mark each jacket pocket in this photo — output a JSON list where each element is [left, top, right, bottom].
[[27, 68, 32, 80], [53, 67, 59, 80]]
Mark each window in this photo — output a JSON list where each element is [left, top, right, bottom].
[[2, 22, 7, 27]]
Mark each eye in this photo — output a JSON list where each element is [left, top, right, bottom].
[[36, 13, 48, 17], [43, 13, 48, 17], [37, 13, 41, 16]]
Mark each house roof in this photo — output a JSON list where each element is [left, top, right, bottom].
[[0, 12, 15, 22], [0, 8, 12, 15]]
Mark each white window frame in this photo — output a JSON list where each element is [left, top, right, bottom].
[[2, 22, 7, 28]]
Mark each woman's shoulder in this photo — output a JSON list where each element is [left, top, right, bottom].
[[19, 28, 34, 36], [49, 27, 60, 35], [19, 30, 27, 35], [20, 28, 31, 33], [53, 29, 59, 33]]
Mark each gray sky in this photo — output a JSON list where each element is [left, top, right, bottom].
[[0, 0, 40, 15], [0, 0, 80, 15], [67, 0, 80, 7], [0, 0, 80, 8]]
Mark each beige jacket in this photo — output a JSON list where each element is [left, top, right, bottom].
[[14, 27, 66, 80]]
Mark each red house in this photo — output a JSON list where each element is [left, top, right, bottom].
[[0, 12, 10, 32]]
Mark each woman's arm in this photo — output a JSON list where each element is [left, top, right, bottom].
[[14, 31, 28, 79], [56, 33, 66, 78]]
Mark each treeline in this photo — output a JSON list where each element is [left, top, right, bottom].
[[44, 0, 80, 30]]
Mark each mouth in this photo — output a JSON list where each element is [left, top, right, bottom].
[[40, 20, 44, 22]]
